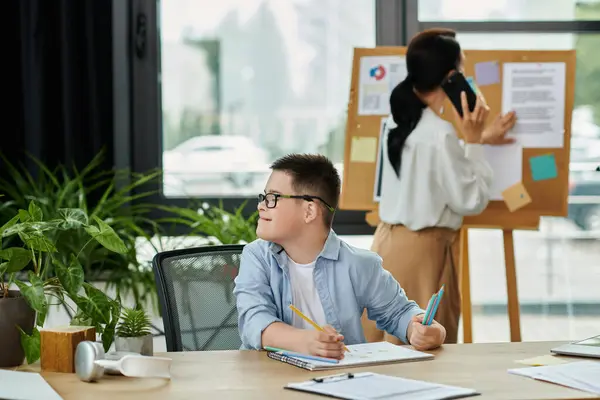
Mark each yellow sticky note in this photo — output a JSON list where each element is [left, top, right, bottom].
[[515, 355, 571, 367], [350, 136, 377, 163], [502, 182, 532, 212]]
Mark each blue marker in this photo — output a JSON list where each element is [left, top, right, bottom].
[[423, 285, 445, 326]]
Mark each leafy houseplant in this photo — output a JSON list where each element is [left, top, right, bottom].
[[159, 200, 258, 245], [0, 150, 162, 311], [115, 307, 153, 356], [0, 201, 126, 366]]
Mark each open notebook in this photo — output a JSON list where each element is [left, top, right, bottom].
[[267, 341, 433, 371]]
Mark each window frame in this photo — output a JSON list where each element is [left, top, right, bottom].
[[123, 0, 411, 235], [409, 1, 600, 37]]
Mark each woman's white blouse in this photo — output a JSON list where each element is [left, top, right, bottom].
[[378, 108, 494, 231]]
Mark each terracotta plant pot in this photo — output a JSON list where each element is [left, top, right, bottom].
[[0, 290, 36, 367]]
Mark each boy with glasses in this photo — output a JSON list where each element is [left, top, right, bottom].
[[234, 154, 446, 359]]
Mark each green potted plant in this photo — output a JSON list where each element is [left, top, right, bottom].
[[115, 307, 153, 356], [0, 200, 126, 366], [0, 150, 162, 312]]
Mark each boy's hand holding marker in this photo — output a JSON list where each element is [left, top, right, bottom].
[[407, 314, 446, 351], [407, 285, 446, 351]]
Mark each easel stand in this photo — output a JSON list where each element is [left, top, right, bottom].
[[502, 229, 522, 342], [459, 227, 522, 343]]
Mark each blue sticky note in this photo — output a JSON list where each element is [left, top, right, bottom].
[[475, 61, 500, 86], [529, 154, 558, 181]]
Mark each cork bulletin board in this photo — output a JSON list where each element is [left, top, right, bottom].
[[340, 47, 576, 230]]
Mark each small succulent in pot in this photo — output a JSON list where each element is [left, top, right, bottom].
[[114, 307, 153, 356]]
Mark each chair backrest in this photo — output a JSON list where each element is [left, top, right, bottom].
[[152, 245, 244, 352]]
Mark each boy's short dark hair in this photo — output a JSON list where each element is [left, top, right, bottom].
[[270, 154, 340, 226]]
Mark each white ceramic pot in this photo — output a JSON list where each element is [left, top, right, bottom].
[[114, 334, 153, 356]]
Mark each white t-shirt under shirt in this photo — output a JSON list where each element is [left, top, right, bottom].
[[378, 108, 494, 231], [286, 256, 327, 330]]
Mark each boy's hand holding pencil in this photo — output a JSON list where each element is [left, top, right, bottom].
[[289, 304, 348, 360], [300, 326, 346, 360]]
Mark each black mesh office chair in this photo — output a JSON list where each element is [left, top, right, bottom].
[[152, 245, 244, 352]]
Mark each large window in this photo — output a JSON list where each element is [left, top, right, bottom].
[[160, 0, 376, 198], [418, 0, 600, 21]]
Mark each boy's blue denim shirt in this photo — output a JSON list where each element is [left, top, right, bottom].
[[233, 230, 424, 350]]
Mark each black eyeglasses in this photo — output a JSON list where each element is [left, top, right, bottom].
[[258, 193, 335, 212]]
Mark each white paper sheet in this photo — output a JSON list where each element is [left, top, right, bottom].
[[501, 62, 566, 148], [373, 117, 389, 202], [508, 360, 600, 395], [483, 143, 523, 200], [0, 370, 63, 400], [358, 56, 407, 116]]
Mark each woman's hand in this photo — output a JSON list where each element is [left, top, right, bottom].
[[481, 111, 517, 145], [452, 92, 490, 144]]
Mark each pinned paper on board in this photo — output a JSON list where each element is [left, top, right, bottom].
[[358, 56, 407, 115], [475, 61, 500, 86], [529, 153, 558, 181], [373, 117, 388, 202], [502, 182, 532, 212], [501, 62, 566, 148], [350, 136, 378, 163], [466, 76, 479, 94], [483, 143, 523, 200]]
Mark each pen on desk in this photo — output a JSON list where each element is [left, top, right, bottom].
[[288, 304, 350, 352]]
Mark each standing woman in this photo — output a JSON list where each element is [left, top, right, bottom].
[[362, 28, 516, 344]]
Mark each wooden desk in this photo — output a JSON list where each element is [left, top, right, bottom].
[[26, 341, 600, 399]]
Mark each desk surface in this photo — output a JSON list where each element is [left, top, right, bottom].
[[31, 341, 600, 399]]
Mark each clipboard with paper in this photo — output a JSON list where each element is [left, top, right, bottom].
[[285, 372, 480, 400]]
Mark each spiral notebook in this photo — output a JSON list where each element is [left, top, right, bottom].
[[267, 341, 433, 371]]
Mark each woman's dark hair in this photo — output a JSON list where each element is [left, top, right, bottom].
[[388, 28, 462, 177]]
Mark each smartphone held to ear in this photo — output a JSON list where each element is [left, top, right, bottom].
[[441, 71, 477, 118]]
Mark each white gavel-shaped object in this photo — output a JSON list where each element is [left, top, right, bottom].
[[74, 341, 172, 382]]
